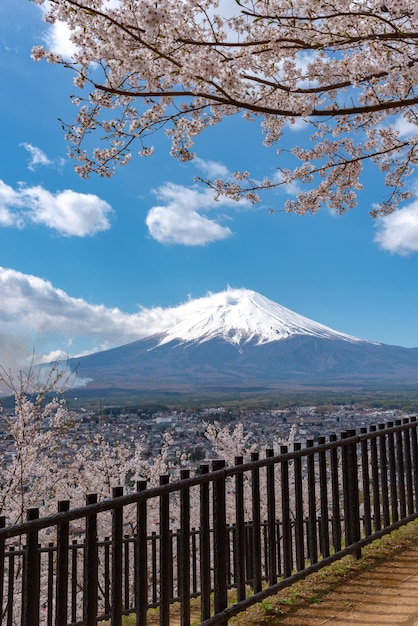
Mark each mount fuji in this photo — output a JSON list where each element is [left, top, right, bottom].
[[69, 289, 418, 393]]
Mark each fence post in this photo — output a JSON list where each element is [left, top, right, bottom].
[[22, 508, 40, 626], [84, 494, 98, 626], [411, 417, 418, 512], [341, 431, 349, 548], [180, 469, 191, 626], [124, 533, 130, 611], [112, 486, 124, 626], [318, 437, 329, 558], [402, 419, 414, 515], [346, 430, 361, 559], [234, 456, 246, 602], [159, 474, 170, 626], [265, 449, 277, 585], [136, 480, 148, 626], [329, 434, 341, 553], [0, 516, 5, 622], [191, 528, 197, 596], [199, 464, 211, 622], [251, 452, 262, 593], [360, 429, 372, 537], [8, 545, 15, 626], [293, 442, 305, 570], [212, 459, 227, 624], [151, 532, 158, 605], [47, 542, 54, 626], [280, 445, 292, 577], [369, 425, 381, 531], [56, 500, 70, 626], [378, 423, 390, 527], [387, 422, 398, 523], [104, 536, 110, 615], [306, 440, 318, 564], [395, 420, 407, 519]]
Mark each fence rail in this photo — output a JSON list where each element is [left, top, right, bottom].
[[1, 417, 418, 625]]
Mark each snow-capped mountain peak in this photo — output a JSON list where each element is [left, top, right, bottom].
[[155, 288, 367, 348], [70, 288, 418, 393]]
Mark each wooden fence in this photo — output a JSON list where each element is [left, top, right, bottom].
[[1, 418, 418, 625]]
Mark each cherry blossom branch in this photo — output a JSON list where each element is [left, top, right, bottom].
[[30, 0, 418, 215]]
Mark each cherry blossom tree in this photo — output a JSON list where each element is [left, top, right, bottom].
[[30, 0, 418, 215], [0, 362, 188, 526], [0, 362, 76, 524]]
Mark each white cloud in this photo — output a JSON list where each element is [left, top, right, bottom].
[[193, 156, 230, 178], [42, 16, 78, 60], [146, 204, 232, 245], [390, 116, 417, 137], [145, 183, 237, 245], [271, 170, 302, 195], [37, 349, 71, 364], [0, 180, 23, 227], [38, 0, 120, 60], [0, 266, 199, 367], [285, 117, 308, 132], [21, 143, 53, 170], [0, 179, 112, 237], [374, 199, 418, 255], [0, 268, 135, 367], [0, 267, 168, 339], [24, 187, 112, 236]]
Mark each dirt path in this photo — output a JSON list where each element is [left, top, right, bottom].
[[256, 544, 418, 625], [160, 545, 418, 625]]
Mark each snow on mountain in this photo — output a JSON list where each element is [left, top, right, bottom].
[[154, 288, 368, 348]]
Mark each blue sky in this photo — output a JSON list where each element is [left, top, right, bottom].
[[1, 0, 418, 371]]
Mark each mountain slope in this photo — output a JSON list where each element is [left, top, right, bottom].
[[69, 289, 418, 392]]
